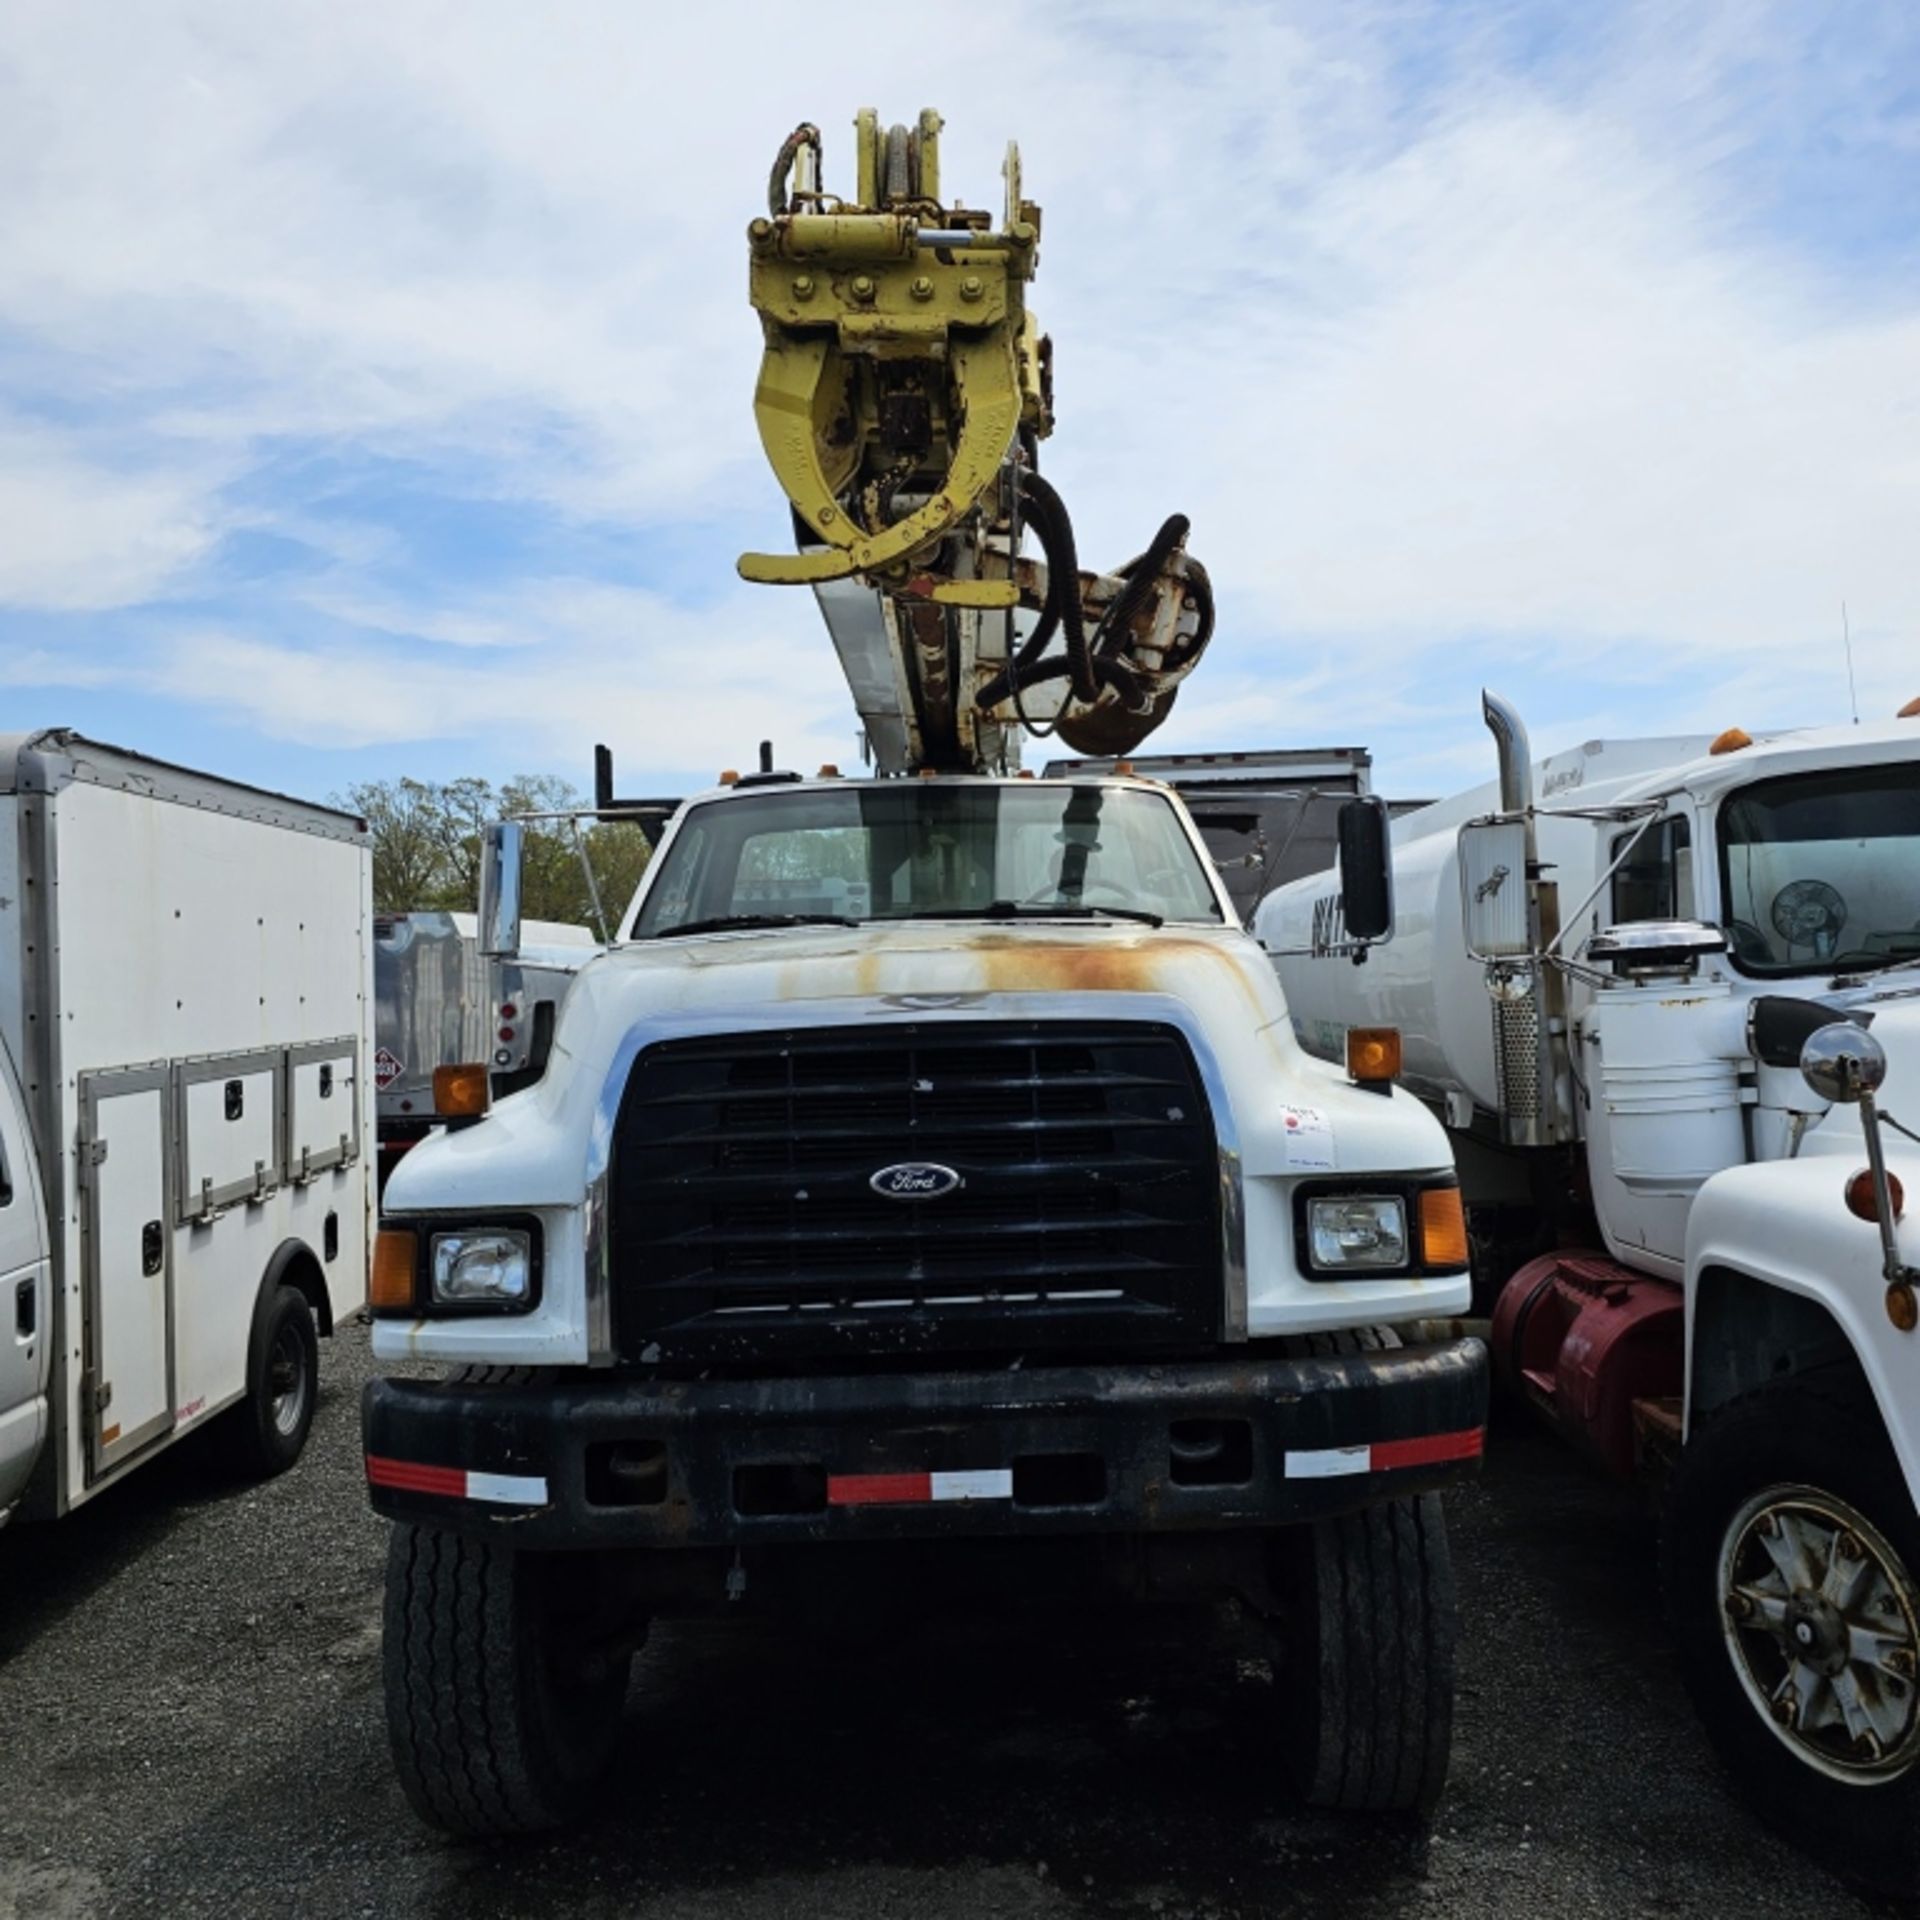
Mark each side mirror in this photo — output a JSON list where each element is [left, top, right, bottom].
[[1800, 1022, 1888, 1105], [1337, 797, 1394, 943], [1459, 817, 1532, 959], [478, 820, 524, 959]]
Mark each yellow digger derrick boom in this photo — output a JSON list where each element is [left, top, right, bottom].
[[740, 110, 1214, 773]]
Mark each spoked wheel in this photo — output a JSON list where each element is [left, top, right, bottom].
[[1717, 1485, 1920, 1783], [1666, 1375, 1920, 1896]]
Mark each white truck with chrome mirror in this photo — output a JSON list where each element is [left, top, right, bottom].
[[1260, 688, 1920, 1895], [362, 767, 1486, 1839]]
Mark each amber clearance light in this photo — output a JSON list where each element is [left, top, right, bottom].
[[1419, 1187, 1470, 1270], [433, 1062, 490, 1119], [371, 1229, 419, 1311], [1346, 1027, 1403, 1085], [1847, 1168, 1905, 1224]]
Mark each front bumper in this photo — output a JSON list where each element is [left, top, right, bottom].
[[362, 1338, 1488, 1550]]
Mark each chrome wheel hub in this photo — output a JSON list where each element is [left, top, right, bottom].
[[1719, 1484, 1920, 1783], [268, 1324, 308, 1437]]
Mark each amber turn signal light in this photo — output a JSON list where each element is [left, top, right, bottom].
[[1846, 1168, 1904, 1223], [371, 1229, 419, 1311], [433, 1062, 490, 1119], [1346, 1026, 1403, 1085], [1419, 1187, 1470, 1270]]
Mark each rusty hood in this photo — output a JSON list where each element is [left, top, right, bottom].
[[582, 918, 1283, 1017]]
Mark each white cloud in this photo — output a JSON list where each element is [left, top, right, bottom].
[[0, 0, 1915, 793]]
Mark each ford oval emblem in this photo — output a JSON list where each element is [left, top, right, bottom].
[[869, 1161, 963, 1201]]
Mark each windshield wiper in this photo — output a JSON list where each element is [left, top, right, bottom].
[[892, 900, 1168, 929], [649, 913, 858, 940]]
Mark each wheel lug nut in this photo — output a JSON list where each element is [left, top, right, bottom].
[[1836, 1531, 1862, 1561], [1725, 1592, 1753, 1621]]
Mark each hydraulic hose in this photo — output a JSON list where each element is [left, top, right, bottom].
[[767, 124, 822, 218], [1089, 513, 1189, 661], [974, 470, 1096, 710]]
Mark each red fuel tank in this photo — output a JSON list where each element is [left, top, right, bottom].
[[1490, 1251, 1683, 1478]]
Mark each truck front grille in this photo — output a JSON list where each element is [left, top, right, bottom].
[[607, 1021, 1221, 1363]]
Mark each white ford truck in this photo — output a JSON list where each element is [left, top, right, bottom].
[[362, 768, 1487, 1835]]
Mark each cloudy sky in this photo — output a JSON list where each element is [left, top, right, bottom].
[[1, 1, 1915, 809]]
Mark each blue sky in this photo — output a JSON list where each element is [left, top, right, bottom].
[[1, 0, 1916, 812]]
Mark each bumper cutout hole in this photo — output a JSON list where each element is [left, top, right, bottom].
[[1169, 1419, 1253, 1487]]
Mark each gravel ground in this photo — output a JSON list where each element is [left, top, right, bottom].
[[0, 1326, 1900, 1920]]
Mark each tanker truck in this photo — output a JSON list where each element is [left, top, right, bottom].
[[1257, 690, 1920, 1893]]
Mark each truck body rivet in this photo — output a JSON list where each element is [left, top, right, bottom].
[[910, 275, 934, 301], [850, 274, 876, 302], [792, 275, 815, 300], [960, 274, 984, 301]]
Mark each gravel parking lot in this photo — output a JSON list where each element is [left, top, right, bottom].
[[0, 1325, 1895, 1920]]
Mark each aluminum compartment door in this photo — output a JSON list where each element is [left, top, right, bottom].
[[175, 1050, 283, 1221], [81, 1067, 173, 1475], [286, 1038, 360, 1183]]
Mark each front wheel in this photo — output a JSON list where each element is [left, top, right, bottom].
[[383, 1525, 635, 1837], [1664, 1375, 1920, 1896], [1270, 1492, 1457, 1812]]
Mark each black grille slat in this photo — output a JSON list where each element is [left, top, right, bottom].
[[607, 1020, 1220, 1362]]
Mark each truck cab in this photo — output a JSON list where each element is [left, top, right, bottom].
[[363, 770, 1486, 1837], [1261, 698, 1920, 1893]]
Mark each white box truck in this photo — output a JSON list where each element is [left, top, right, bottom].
[[0, 730, 373, 1528]]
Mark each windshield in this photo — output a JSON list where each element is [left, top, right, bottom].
[[631, 783, 1225, 936], [1718, 763, 1920, 974]]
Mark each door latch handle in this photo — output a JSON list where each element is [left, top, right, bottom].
[[141, 1219, 163, 1277]]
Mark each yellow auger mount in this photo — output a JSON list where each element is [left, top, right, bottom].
[[741, 111, 1213, 773]]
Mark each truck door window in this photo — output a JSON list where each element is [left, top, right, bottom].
[[1611, 817, 1693, 923]]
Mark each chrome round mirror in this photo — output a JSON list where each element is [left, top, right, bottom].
[[1799, 1022, 1888, 1105]]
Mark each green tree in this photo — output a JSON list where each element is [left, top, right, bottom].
[[337, 775, 653, 930]]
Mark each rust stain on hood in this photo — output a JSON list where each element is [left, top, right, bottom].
[[845, 930, 1238, 999]]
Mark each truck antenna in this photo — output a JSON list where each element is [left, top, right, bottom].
[[1843, 599, 1860, 725]]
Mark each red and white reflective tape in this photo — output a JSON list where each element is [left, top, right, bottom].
[[828, 1468, 1013, 1507], [365, 1454, 549, 1507], [1283, 1426, 1484, 1480]]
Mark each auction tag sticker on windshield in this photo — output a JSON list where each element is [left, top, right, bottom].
[[1279, 1105, 1335, 1171]]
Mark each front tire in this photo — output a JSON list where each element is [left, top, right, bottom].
[[1664, 1374, 1920, 1896], [382, 1525, 633, 1837], [1271, 1493, 1457, 1812]]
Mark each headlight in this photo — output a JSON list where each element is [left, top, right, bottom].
[[431, 1229, 532, 1306], [1306, 1195, 1408, 1271]]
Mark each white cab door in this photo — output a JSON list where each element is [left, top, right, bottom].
[[81, 1066, 174, 1476]]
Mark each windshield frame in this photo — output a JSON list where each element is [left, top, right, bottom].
[[618, 778, 1236, 939], [1715, 759, 1920, 979]]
